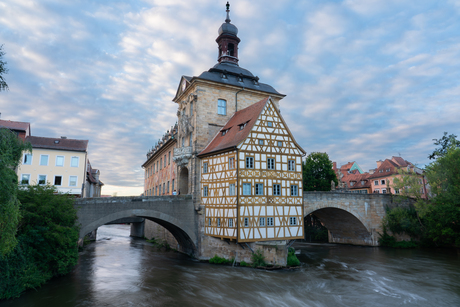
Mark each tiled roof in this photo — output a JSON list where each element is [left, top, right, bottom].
[[391, 156, 410, 167], [198, 97, 269, 157], [0, 119, 30, 131], [26, 136, 88, 152], [368, 158, 408, 179], [342, 172, 372, 189]]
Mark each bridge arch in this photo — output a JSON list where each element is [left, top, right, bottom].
[[76, 196, 197, 254], [305, 207, 375, 246]]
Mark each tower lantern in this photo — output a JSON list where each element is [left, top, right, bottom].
[[216, 2, 241, 65]]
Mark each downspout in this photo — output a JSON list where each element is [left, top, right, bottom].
[[235, 87, 244, 112]]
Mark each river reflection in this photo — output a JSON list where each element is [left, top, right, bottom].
[[2, 224, 460, 307]]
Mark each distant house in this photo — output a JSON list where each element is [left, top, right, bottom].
[[368, 156, 427, 197], [341, 172, 372, 194], [85, 160, 104, 197], [332, 161, 364, 189], [2, 118, 102, 197], [0, 119, 31, 141]]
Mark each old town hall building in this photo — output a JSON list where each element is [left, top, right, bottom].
[[143, 3, 305, 248]]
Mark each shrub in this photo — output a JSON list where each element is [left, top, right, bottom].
[[0, 185, 79, 299], [251, 249, 267, 267], [287, 247, 300, 267], [209, 255, 231, 265], [239, 261, 248, 267]]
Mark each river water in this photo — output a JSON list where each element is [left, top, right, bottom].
[[2, 224, 460, 307]]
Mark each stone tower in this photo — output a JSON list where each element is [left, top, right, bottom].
[[172, 3, 285, 211]]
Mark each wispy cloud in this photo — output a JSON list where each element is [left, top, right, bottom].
[[1, 0, 459, 195]]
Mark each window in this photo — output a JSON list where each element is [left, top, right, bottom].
[[258, 139, 264, 145], [164, 155, 166, 167], [291, 185, 298, 196], [374, 189, 380, 193], [229, 218, 233, 227], [203, 186, 209, 197], [203, 162, 208, 173], [361, 180, 365, 185], [288, 160, 295, 171], [190, 101, 193, 116], [167, 181, 170, 193], [189, 132, 192, 147], [229, 157, 235, 169], [172, 179, 175, 192], [38, 175, 46, 185], [169, 151, 171, 165], [273, 184, 281, 196], [208, 218, 211, 226], [54, 176, 62, 186], [381, 179, 386, 185], [69, 176, 77, 187], [255, 183, 264, 195], [71, 156, 79, 167], [277, 141, 282, 147], [259, 217, 265, 226], [350, 182, 355, 187], [267, 217, 274, 226], [40, 155, 49, 166], [386, 168, 391, 172], [229, 183, 236, 196], [217, 218, 221, 227], [21, 174, 30, 185], [218, 99, 227, 115], [163, 183, 165, 194], [23, 154, 32, 165], [379, 169, 383, 173], [267, 121, 273, 127], [56, 156, 64, 167], [374, 180, 378, 185], [382, 189, 387, 194], [244, 218, 249, 227], [160, 158, 162, 169], [246, 156, 254, 169], [289, 217, 297, 225], [156, 161, 159, 172], [243, 183, 251, 196], [267, 158, 275, 170]]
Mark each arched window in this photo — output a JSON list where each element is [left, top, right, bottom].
[[228, 43, 235, 56], [218, 99, 226, 115]]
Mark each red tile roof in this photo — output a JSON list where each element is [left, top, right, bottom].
[[342, 172, 372, 189], [368, 158, 413, 179], [0, 119, 30, 132], [26, 136, 88, 152], [391, 156, 410, 167], [198, 97, 269, 157]]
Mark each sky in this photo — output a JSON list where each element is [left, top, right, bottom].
[[1, 0, 459, 196]]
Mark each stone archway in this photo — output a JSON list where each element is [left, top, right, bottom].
[[306, 207, 375, 246], [179, 167, 189, 194]]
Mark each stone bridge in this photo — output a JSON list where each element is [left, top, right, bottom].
[[303, 192, 411, 246], [74, 195, 197, 254], [75, 192, 411, 259]]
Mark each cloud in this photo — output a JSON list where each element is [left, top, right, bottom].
[[1, 0, 459, 195]]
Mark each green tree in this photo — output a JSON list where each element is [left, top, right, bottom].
[[0, 185, 80, 299], [0, 128, 31, 255], [428, 132, 460, 160], [0, 45, 8, 91], [302, 152, 338, 191]]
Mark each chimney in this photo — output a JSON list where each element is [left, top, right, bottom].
[[61, 136, 67, 139], [369, 169, 375, 174], [376, 160, 383, 168], [333, 162, 337, 169]]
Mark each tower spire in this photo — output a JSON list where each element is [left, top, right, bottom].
[[216, 1, 240, 65], [225, 2, 231, 23]]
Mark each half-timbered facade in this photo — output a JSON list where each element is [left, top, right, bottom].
[[198, 97, 305, 242]]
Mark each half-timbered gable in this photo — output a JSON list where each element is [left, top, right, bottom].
[[198, 96, 305, 243]]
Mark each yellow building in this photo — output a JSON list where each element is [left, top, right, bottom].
[[18, 136, 89, 197]]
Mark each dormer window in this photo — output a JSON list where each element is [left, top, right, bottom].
[[361, 180, 365, 185], [379, 169, 383, 173], [221, 129, 229, 136], [350, 182, 354, 187], [239, 121, 249, 130], [386, 168, 390, 172]]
